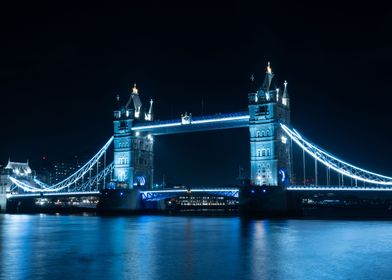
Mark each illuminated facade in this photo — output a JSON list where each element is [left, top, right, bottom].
[[248, 63, 291, 187], [113, 84, 154, 189]]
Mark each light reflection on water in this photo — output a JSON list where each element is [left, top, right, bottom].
[[1, 214, 392, 280]]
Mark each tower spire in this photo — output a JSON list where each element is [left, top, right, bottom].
[[132, 83, 138, 94], [282, 80, 289, 107], [249, 74, 256, 93], [262, 61, 274, 93], [145, 99, 154, 121], [266, 61, 272, 74]]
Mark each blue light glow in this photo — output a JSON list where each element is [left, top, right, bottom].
[[281, 124, 392, 185]]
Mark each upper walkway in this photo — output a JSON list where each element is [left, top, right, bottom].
[[132, 112, 250, 135]]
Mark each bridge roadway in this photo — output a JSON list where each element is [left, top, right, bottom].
[[8, 185, 392, 200], [6, 188, 240, 200], [131, 112, 250, 135]]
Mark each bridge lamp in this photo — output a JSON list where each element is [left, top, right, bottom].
[[147, 134, 153, 141], [281, 136, 287, 144], [135, 131, 140, 137]]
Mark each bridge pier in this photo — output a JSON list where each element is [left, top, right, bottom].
[[97, 189, 142, 213], [239, 185, 302, 217], [0, 194, 6, 213]]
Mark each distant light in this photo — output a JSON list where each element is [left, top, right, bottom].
[[251, 189, 255, 194], [263, 189, 266, 193], [120, 192, 123, 196]]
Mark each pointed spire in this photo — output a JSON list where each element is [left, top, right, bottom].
[[116, 94, 121, 109], [132, 83, 138, 94], [283, 80, 288, 97], [266, 61, 272, 74], [149, 99, 153, 115], [145, 99, 154, 121], [249, 74, 256, 93], [262, 61, 274, 93], [282, 80, 289, 106]]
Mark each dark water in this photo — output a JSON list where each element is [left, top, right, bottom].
[[1, 214, 392, 280]]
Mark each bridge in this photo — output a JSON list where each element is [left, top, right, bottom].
[[4, 63, 392, 213]]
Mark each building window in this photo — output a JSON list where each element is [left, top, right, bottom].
[[262, 149, 266, 157], [256, 149, 261, 157], [267, 148, 271, 157], [256, 131, 261, 137], [266, 129, 271, 137]]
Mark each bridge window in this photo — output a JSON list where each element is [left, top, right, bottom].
[[119, 121, 128, 130]]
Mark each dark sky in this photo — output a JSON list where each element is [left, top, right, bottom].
[[1, 2, 392, 186]]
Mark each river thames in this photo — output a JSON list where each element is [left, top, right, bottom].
[[1, 214, 392, 280]]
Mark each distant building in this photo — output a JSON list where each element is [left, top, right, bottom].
[[51, 156, 86, 184]]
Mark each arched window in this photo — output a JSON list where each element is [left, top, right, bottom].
[[256, 131, 261, 137], [261, 130, 266, 137], [266, 130, 271, 137], [267, 148, 271, 157]]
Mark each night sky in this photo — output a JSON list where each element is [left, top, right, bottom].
[[1, 3, 392, 186]]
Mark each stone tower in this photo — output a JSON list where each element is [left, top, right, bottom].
[[113, 84, 154, 190], [248, 63, 291, 188]]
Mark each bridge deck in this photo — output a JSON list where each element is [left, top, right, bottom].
[[287, 185, 392, 191], [132, 112, 250, 135], [10, 185, 392, 200]]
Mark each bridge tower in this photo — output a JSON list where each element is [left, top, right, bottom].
[[112, 84, 154, 190], [248, 63, 291, 188]]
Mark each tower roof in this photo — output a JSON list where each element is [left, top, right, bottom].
[[5, 160, 32, 176], [260, 62, 276, 93], [126, 83, 142, 112]]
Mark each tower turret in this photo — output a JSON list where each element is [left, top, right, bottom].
[[145, 99, 153, 121], [282, 80, 290, 108], [113, 93, 134, 188], [248, 62, 291, 187]]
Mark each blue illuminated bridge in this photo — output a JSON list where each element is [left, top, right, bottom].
[[7, 113, 392, 201], [6, 65, 392, 208]]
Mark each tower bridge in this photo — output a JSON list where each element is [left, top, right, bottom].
[[4, 62, 392, 214]]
